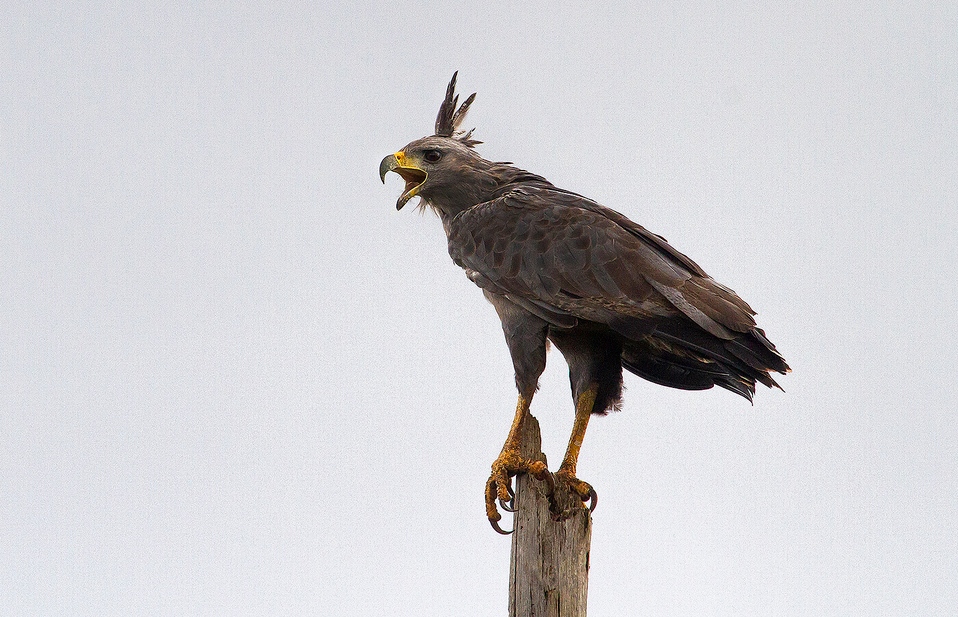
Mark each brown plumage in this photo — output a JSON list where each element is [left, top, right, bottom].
[[380, 72, 789, 533]]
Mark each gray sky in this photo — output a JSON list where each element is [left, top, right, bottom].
[[3, 2, 956, 615]]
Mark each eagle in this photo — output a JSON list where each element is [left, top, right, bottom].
[[380, 73, 789, 534]]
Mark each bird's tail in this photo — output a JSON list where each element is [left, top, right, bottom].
[[620, 321, 789, 402]]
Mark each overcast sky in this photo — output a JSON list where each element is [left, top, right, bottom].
[[2, 2, 956, 616]]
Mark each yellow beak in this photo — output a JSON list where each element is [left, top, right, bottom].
[[379, 151, 428, 210]]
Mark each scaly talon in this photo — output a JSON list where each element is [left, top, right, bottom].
[[497, 475, 513, 503], [549, 385, 600, 512], [485, 477, 507, 526], [485, 451, 553, 532], [485, 395, 558, 534], [486, 475, 514, 534], [555, 469, 598, 511], [499, 484, 516, 512]]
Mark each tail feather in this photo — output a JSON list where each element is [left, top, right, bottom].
[[622, 340, 758, 402], [613, 313, 788, 401]]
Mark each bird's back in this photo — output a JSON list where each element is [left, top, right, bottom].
[[446, 178, 789, 401]]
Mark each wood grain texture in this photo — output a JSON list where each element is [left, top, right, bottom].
[[509, 414, 592, 617]]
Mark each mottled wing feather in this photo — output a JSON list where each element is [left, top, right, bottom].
[[523, 187, 762, 332], [449, 186, 789, 380], [451, 193, 659, 326], [450, 187, 689, 324]]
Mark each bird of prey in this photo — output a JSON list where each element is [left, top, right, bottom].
[[380, 73, 789, 534]]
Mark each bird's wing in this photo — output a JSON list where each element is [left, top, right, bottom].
[[450, 187, 753, 336]]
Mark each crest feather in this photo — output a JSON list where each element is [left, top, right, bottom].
[[434, 72, 482, 147]]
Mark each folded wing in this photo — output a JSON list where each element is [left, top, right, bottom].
[[449, 186, 789, 398]]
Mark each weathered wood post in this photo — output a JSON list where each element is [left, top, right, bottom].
[[509, 413, 592, 617]]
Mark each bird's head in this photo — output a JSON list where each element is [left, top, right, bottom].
[[380, 72, 494, 215]]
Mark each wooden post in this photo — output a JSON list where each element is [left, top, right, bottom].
[[509, 413, 592, 617]]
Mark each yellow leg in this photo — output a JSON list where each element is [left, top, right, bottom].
[[556, 386, 598, 508], [500, 394, 532, 459], [485, 394, 551, 533]]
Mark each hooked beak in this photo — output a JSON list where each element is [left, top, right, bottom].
[[379, 151, 428, 210]]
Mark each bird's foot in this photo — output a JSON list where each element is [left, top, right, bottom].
[[485, 450, 554, 534], [555, 468, 598, 512]]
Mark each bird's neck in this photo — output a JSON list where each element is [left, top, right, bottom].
[[427, 162, 553, 222]]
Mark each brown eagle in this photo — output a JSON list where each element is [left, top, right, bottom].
[[380, 73, 789, 534]]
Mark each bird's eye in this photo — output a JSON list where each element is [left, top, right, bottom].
[[423, 149, 442, 163]]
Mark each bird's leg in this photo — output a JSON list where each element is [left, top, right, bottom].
[[485, 394, 553, 534], [555, 385, 599, 511]]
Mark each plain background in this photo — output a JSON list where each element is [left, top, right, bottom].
[[2, 2, 956, 615]]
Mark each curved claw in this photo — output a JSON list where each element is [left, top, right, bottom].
[[487, 454, 554, 535], [499, 484, 517, 512], [490, 518, 514, 535], [554, 470, 596, 511], [586, 486, 598, 512]]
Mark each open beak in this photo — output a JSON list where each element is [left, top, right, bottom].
[[379, 152, 428, 210]]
